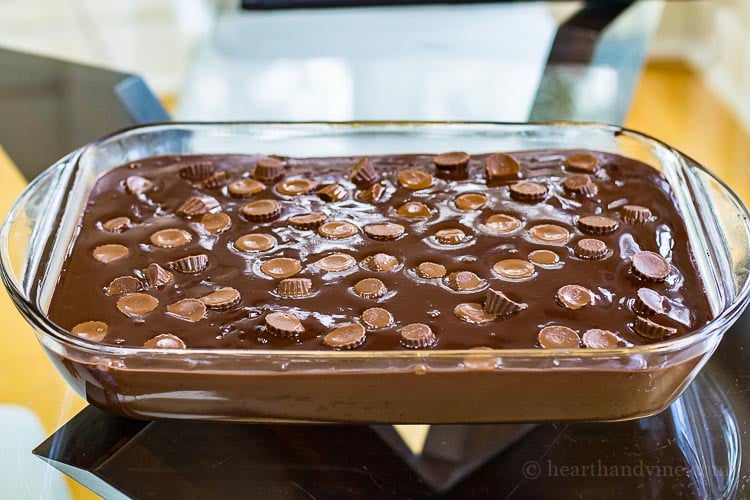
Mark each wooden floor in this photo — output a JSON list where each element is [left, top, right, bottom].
[[0, 59, 748, 499]]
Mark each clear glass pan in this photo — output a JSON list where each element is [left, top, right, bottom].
[[2, 122, 749, 423]]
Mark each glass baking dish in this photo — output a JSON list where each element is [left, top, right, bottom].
[[2, 122, 750, 423]]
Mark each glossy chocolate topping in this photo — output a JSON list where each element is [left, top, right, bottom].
[[48, 151, 711, 350]]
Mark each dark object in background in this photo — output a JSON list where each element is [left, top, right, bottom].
[[0, 48, 168, 180]]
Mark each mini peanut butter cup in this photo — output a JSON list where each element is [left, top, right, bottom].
[[575, 238, 608, 260], [399, 323, 436, 349], [106, 276, 142, 296], [555, 285, 595, 310], [634, 316, 677, 339], [277, 278, 313, 298], [364, 222, 405, 241], [435, 228, 466, 245], [485, 153, 521, 181], [253, 158, 285, 181], [632, 251, 670, 281], [143, 333, 186, 349], [318, 221, 359, 239], [228, 178, 265, 197], [537, 325, 581, 349], [315, 253, 356, 272], [170, 254, 209, 274], [125, 175, 154, 194], [564, 153, 599, 173], [509, 181, 547, 201], [622, 205, 653, 224], [455, 193, 489, 211], [117, 293, 159, 317], [563, 174, 598, 197], [529, 249, 559, 266], [277, 178, 316, 196], [289, 212, 327, 230], [200, 170, 230, 188], [483, 289, 527, 315], [177, 195, 220, 218], [166, 298, 206, 322], [71, 321, 108, 342], [633, 287, 665, 315], [350, 157, 378, 187], [362, 253, 399, 272], [235, 233, 277, 252], [102, 216, 131, 233], [577, 215, 619, 234], [200, 287, 241, 309], [455, 302, 495, 325], [200, 212, 232, 234], [150, 228, 192, 248], [93, 244, 129, 263], [142, 263, 174, 288], [434, 151, 470, 179], [493, 259, 535, 280], [361, 307, 394, 329], [528, 224, 569, 244], [447, 271, 484, 291], [582, 329, 620, 349], [324, 323, 367, 350], [265, 311, 304, 337], [396, 201, 431, 218], [260, 257, 302, 279], [485, 214, 522, 234], [317, 183, 348, 202], [178, 161, 214, 181], [357, 182, 386, 203], [241, 199, 281, 221], [354, 277, 387, 298], [397, 168, 433, 190], [417, 262, 447, 279]]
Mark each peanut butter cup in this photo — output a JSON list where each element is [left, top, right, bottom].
[[150, 228, 192, 248], [632, 251, 670, 281], [102, 216, 131, 233], [171, 254, 209, 274], [485, 214, 522, 234], [483, 289, 527, 315], [141, 263, 174, 288], [485, 153, 521, 181], [537, 325, 581, 349], [417, 262, 447, 279], [117, 293, 159, 317], [354, 277, 387, 298], [125, 175, 154, 194], [318, 221, 359, 239], [509, 181, 547, 201], [241, 199, 281, 221], [362, 253, 399, 272], [317, 183, 348, 202], [434, 151, 470, 179], [200, 287, 242, 310], [288, 212, 327, 230], [364, 222, 405, 241], [399, 323, 436, 349], [166, 298, 206, 322], [177, 195, 220, 218], [577, 215, 618, 234], [396, 201, 432, 218], [106, 276, 142, 296], [357, 182, 386, 203], [563, 174, 598, 197], [277, 278, 313, 298], [277, 178, 315, 196], [447, 271, 484, 291], [528, 249, 559, 266], [455, 193, 489, 211], [315, 253, 356, 272], [93, 244, 129, 263], [235, 233, 277, 252], [253, 158, 285, 181], [455, 302, 495, 325], [574, 238, 608, 260], [361, 307, 394, 329], [493, 259, 535, 280], [622, 205, 653, 224], [435, 228, 466, 245], [582, 329, 620, 349], [228, 178, 265, 197], [260, 258, 302, 279], [350, 157, 378, 187], [397, 168, 433, 190], [324, 323, 366, 350], [143, 334, 186, 349], [178, 161, 214, 181], [528, 224, 569, 244], [555, 285, 595, 310], [633, 288, 665, 315], [564, 152, 599, 173], [201, 171, 230, 189], [200, 212, 232, 234], [265, 311, 304, 337], [71, 321, 108, 342], [634, 316, 677, 339]]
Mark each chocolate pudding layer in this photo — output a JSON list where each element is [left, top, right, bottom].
[[48, 150, 711, 351]]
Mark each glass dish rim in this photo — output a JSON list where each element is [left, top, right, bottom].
[[2, 120, 749, 361]]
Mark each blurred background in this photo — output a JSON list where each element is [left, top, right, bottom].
[[1, 1, 749, 498]]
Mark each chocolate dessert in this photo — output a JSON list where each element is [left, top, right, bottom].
[[49, 150, 710, 352]]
